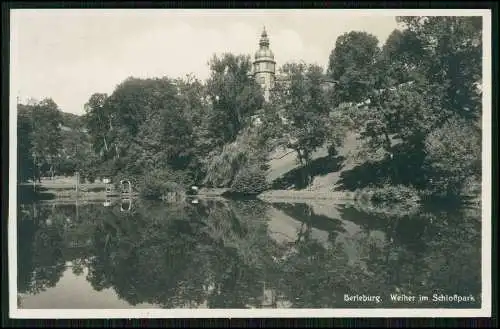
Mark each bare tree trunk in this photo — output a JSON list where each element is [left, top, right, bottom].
[[32, 156, 36, 191], [296, 149, 308, 188], [295, 222, 306, 244], [302, 150, 312, 188], [32, 203, 37, 222], [383, 131, 398, 183], [383, 131, 392, 156], [304, 157, 311, 187]]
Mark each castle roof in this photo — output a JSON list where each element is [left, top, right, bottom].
[[254, 26, 275, 62]]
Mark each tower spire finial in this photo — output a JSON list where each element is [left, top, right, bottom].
[[259, 26, 269, 47]]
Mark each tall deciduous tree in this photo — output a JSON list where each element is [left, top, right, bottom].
[[266, 62, 336, 185], [346, 82, 441, 186], [175, 75, 213, 182], [380, 29, 427, 85], [339, 17, 482, 194], [206, 53, 264, 145], [328, 31, 381, 105], [84, 76, 210, 185], [161, 75, 207, 173], [394, 16, 483, 193], [17, 104, 35, 182], [84, 93, 112, 158], [396, 16, 482, 120], [30, 98, 63, 180]]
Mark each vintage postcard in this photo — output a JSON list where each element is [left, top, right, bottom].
[[9, 8, 492, 318]]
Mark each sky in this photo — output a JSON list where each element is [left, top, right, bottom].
[[11, 9, 401, 115]]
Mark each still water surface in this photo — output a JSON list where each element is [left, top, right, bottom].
[[17, 197, 481, 309]]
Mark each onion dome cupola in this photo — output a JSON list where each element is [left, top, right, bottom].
[[254, 27, 276, 72]]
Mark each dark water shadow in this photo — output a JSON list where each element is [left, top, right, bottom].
[[270, 202, 347, 243], [18, 184, 107, 203], [18, 185, 56, 201], [219, 192, 260, 200], [336, 204, 433, 255]]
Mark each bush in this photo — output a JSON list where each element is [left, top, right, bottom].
[[370, 184, 421, 205], [230, 165, 269, 195], [461, 175, 481, 198], [139, 168, 187, 200], [86, 173, 96, 184], [203, 127, 267, 188], [57, 158, 77, 177], [140, 180, 164, 199], [424, 116, 481, 196], [353, 184, 421, 217], [202, 144, 249, 188]]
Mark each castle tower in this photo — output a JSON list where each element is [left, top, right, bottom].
[[253, 27, 276, 102]]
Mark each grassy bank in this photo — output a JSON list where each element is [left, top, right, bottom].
[[19, 177, 231, 201]]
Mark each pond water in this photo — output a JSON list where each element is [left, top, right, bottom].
[[16, 196, 481, 309]]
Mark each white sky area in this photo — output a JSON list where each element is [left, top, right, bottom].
[[11, 9, 400, 115]]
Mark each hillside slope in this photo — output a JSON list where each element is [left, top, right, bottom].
[[265, 132, 362, 193]]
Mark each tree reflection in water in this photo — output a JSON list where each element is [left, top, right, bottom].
[[17, 197, 481, 308], [18, 203, 66, 295]]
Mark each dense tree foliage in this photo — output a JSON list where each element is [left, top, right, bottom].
[[333, 16, 482, 196], [18, 16, 482, 200], [396, 16, 482, 120], [17, 99, 95, 183], [17, 99, 65, 182], [328, 31, 381, 105], [261, 63, 348, 186], [18, 106, 35, 183], [424, 116, 481, 195], [78, 54, 266, 194], [205, 53, 265, 146]]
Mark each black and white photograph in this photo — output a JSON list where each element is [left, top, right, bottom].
[[8, 8, 492, 318]]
